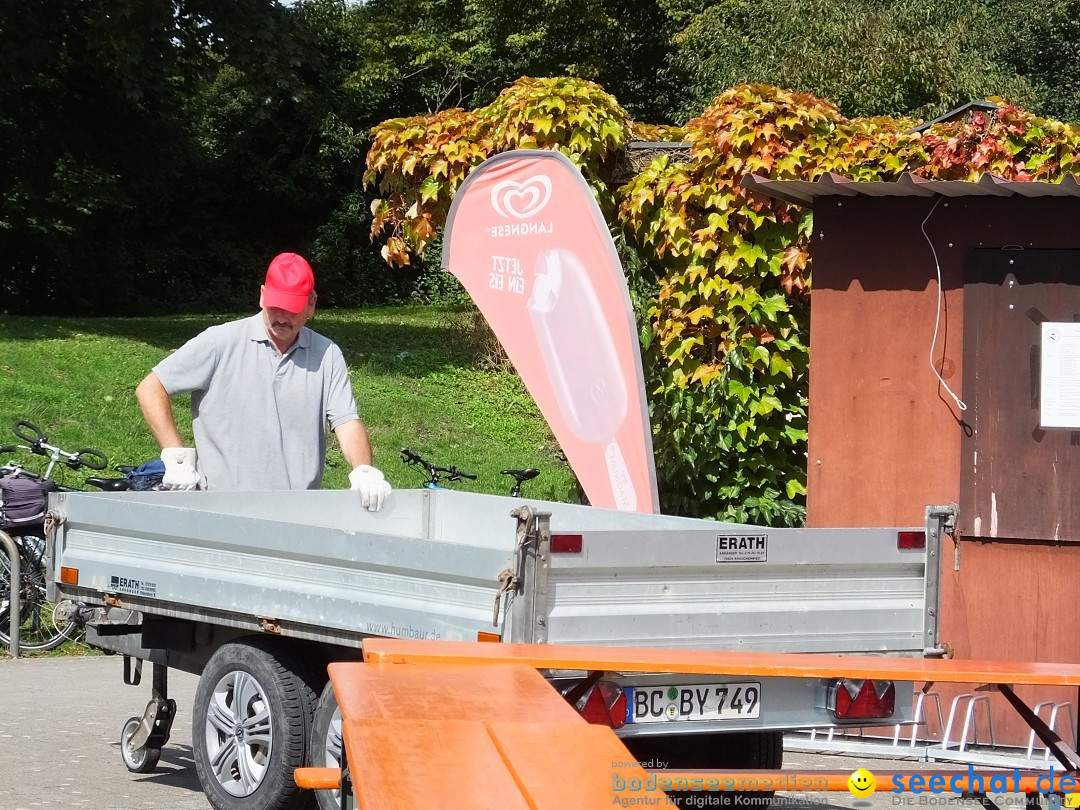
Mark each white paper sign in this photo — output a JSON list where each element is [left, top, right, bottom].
[[1040, 322, 1080, 429]]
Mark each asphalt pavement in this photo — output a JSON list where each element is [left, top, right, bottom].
[[0, 654, 208, 810], [0, 655, 1045, 810]]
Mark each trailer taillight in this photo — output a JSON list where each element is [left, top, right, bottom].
[[573, 681, 626, 728], [60, 567, 79, 585], [827, 678, 896, 720], [551, 534, 583, 553], [897, 531, 925, 550]]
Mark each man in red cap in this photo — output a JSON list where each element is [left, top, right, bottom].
[[135, 252, 391, 510]]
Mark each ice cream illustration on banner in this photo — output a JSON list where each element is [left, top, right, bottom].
[[528, 248, 636, 510], [442, 148, 660, 513]]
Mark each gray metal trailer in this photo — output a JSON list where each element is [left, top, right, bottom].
[[46, 488, 951, 810]]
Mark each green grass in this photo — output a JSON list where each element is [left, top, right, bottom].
[[13, 635, 106, 659], [0, 306, 578, 500]]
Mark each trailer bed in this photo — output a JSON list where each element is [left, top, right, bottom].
[[50, 488, 939, 655]]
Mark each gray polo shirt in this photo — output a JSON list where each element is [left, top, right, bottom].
[[153, 314, 359, 490]]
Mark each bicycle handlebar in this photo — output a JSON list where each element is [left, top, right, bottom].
[[401, 448, 476, 484], [72, 448, 109, 471], [444, 466, 477, 482], [13, 420, 47, 445], [7, 421, 110, 475]]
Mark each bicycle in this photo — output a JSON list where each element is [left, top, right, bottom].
[[503, 466, 540, 497], [400, 447, 478, 488], [400, 447, 540, 497], [0, 420, 128, 651]]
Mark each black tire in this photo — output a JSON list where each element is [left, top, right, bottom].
[[192, 639, 320, 810], [623, 731, 783, 809], [120, 716, 162, 773], [0, 537, 78, 651], [723, 730, 783, 770], [308, 682, 343, 810]]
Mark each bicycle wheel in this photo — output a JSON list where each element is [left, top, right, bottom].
[[0, 536, 78, 651]]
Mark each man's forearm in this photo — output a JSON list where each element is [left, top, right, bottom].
[[136, 373, 185, 448], [335, 419, 373, 468]]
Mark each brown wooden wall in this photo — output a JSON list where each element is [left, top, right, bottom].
[[805, 195, 1080, 747], [807, 197, 967, 529], [935, 538, 1080, 745], [961, 249, 1080, 542]]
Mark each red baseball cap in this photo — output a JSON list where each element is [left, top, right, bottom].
[[263, 253, 315, 313]]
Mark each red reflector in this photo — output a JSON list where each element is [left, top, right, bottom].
[[831, 679, 896, 720], [897, 531, 925, 550], [552, 534, 583, 553], [577, 681, 626, 729]]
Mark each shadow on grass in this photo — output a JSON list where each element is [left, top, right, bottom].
[[0, 306, 483, 379]]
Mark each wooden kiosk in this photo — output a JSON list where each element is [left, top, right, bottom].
[[745, 172, 1080, 746]]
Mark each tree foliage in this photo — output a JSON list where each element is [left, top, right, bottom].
[[336, 0, 676, 121], [978, 1, 1080, 124], [8, 0, 1080, 523], [627, 87, 1080, 523], [662, 0, 1080, 124], [365, 76, 633, 267], [0, 0, 329, 313], [365, 78, 1080, 525], [8, 0, 1080, 316], [465, 0, 678, 121]]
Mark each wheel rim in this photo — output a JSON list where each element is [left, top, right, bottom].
[[323, 706, 343, 802], [203, 669, 274, 797], [0, 554, 76, 651], [122, 718, 147, 768]]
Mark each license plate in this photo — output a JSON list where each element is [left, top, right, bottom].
[[627, 682, 761, 723]]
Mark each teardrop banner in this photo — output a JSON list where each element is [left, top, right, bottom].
[[442, 149, 659, 512]]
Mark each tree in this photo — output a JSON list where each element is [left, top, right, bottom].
[[0, 0, 307, 313], [986, 0, 1080, 123], [664, 0, 1038, 121], [0, 1, 190, 311], [465, 0, 678, 121]]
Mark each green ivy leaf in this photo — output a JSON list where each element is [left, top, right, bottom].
[[419, 175, 442, 204]]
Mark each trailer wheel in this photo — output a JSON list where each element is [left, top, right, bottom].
[[308, 682, 343, 810], [120, 716, 161, 773], [192, 639, 319, 810], [624, 731, 783, 808]]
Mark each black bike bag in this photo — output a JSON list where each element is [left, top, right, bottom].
[[0, 476, 58, 533]]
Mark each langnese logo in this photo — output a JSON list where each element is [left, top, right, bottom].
[[488, 174, 555, 238], [490, 175, 552, 219]]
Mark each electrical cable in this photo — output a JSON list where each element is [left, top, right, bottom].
[[920, 197, 967, 412]]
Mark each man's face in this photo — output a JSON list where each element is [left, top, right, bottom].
[[259, 287, 315, 349]]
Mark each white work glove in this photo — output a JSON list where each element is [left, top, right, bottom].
[[349, 464, 392, 512], [160, 447, 202, 491]]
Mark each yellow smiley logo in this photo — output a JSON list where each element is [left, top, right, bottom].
[[848, 768, 876, 798]]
